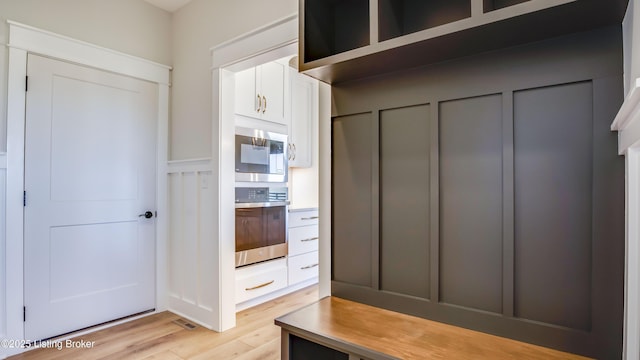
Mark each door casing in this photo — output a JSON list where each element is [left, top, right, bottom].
[[4, 20, 169, 355]]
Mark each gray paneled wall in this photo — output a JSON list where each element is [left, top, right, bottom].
[[380, 105, 431, 299], [513, 82, 593, 331], [439, 94, 503, 314], [331, 27, 624, 359], [332, 113, 373, 287]]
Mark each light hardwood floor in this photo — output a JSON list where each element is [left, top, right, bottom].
[[8, 285, 319, 360], [8, 285, 594, 360]]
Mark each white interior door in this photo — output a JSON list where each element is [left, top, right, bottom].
[[24, 54, 157, 340]]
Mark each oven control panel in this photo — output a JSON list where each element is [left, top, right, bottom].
[[235, 187, 288, 203]]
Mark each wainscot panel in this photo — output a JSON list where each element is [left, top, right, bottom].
[[166, 159, 217, 324], [330, 26, 624, 359]]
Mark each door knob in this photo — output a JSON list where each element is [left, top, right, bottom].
[[139, 211, 154, 219]]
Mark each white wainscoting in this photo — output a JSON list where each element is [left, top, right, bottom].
[[166, 158, 218, 329]]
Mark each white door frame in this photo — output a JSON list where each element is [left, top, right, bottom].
[[4, 21, 170, 353], [209, 14, 331, 331]]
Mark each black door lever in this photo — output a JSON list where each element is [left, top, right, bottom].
[[139, 211, 154, 219]]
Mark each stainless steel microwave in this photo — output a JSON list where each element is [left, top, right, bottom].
[[235, 127, 288, 182]]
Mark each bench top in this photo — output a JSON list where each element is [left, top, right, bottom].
[[275, 296, 591, 360]]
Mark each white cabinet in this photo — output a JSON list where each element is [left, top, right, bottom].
[[288, 251, 319, 285], [289, 225, 319, 256], [288, 69, 318, 168], [235, 258, 288, 304], [235, 61, 287, 125], [288, 209, 319, 286]]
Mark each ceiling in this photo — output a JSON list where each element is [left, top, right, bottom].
[[144, 0, 192, 13]]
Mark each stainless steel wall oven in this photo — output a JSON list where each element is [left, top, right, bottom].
[[235, 187, 288, 267]]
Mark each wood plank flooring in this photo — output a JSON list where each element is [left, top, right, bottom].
[[8, 285, 594, 359], [8, 285, 319, 360]]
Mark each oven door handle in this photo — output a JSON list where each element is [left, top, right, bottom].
[[235, 201, 290, 208]]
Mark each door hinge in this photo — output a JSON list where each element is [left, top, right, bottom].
[[25, 76, 28, 92], [23, 306, 26, 322], [23, 191, 26, 207]]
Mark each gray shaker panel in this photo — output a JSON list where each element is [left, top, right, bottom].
[[439, 94, 503, 314], [379, 104, 431, 299], [332, 113, 373, 287], [590, 75, 625, 359], [513, 82, 593, 331]]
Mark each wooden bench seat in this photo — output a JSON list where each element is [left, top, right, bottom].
[[275, 296, 590, 360]]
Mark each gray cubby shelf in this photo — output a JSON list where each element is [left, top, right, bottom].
[[483, 0, 530, 13], [303, 0, 370, 63], [299, 0, 629, 84], [379, 0, 471, 42]]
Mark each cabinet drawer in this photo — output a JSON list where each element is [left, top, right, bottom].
[[236, 259, 288, 304], [288, 251, 319, 285], [288, 225, 319, 256], [289, 210, 319, 227]]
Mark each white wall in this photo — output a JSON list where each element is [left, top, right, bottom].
[[0, 0, 172, 153], [170, 0, 297, 160]]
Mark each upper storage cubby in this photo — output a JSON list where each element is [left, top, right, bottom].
[[379, 0, 471, 42], [299, 0, 629, 84], [483, 0, 530, 13], [304, 0, 370, 62]]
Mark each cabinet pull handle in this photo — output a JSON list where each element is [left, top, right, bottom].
[[262, 95, 267, 113], [245, 280, 274, 291], [301, 263, 319, 270], [288, 143, 292, 160], [301, 216, 319, 220], [256, 94, 262, 113], [301, 237, 319, 242]]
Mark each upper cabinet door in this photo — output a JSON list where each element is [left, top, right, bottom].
[[289, 69, 318, 168], [234, 67, 259, 119], [234, 61, 287, 126], [258, 62, 286, 125]]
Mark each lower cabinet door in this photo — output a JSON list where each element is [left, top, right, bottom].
[[288, 251, 319, 285], [236, 259, 288, 304]]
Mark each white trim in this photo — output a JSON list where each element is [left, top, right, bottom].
[[156, 84, 170, 313], [318, 82, 332, 299], [613, 78, 640, 132], [625, 150, 640, 360], [613, 78, 640, 154], [0, 153, 6, 169], [4, 46, 27, 358], [3, 22, 169, 356], [167, 158, 213, 174], [211, 14, 298, 70], [7, 21, 171, 85]]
